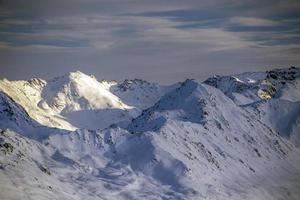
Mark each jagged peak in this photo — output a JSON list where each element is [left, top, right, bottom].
[[205, 66, 299, 84], [99, 79, 118, 84], [180, 78, 198, 86], [121, 78, 154, 86], [27, 78, 46, 87], [266, 66, 300, 81], [203, 66, 300, 105], [117, 78, 158, 92], [138, 79, 204, 114]]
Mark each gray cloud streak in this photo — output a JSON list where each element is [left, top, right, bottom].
[[0, 0, 299, 83]]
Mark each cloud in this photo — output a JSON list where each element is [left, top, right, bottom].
[[229, 17, 278, 26], [0, 0, 300, 83], [0, 13, 252, 51]]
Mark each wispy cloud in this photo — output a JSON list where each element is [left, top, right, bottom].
[[229, 17, 278, 26], [0, 0, 300, 83]]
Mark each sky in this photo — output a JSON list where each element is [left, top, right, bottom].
[[0, 0, 300, 84]]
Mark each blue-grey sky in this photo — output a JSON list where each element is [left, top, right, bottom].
[[0, 0, 300, 83]]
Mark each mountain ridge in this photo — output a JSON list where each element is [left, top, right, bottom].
[[1, 66, 300, 200]]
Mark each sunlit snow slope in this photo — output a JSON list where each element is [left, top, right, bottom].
[[0, 71, 173, 130]]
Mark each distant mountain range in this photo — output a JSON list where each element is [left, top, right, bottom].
[[1, 67, 300, 200]]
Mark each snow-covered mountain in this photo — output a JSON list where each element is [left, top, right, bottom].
[[204, 67, 300, 104], [1, 67, 300, 200], [0, 71, 174, 131], [205, 67, 300, 146]]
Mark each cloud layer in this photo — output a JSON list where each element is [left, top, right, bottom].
[[0, 0, 300, 83]]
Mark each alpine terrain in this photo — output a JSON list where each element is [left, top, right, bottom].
[[0, 67, 300, 200]]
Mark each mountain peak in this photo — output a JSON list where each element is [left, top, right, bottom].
[[68, 70, 87, 78], [27, 78, 46, 88], [48, 70, 96, 85], [66, 70, 96, 82]]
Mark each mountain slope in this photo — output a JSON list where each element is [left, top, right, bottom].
[[205, 66, 300, 147], [110, 79, 178, 109], [0, 72, 172, 131], [204, 66, 300, 105], [243, 99, 300, 147]]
